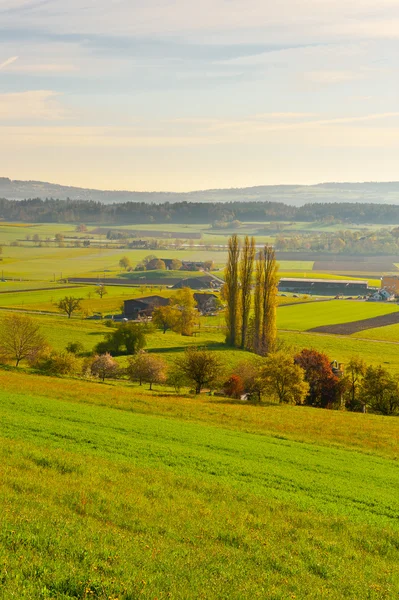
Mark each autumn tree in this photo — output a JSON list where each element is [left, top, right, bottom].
[[119, 256, 131, 270], [146, 258, 166, 270], [239, 236, 255, 349], [260, 246, 279, 355], [127, 351, 167, 390], [260, 352, 309, 405], [0, 314, 47, 367], [223, 374, 244, 399], [343, 356, 367, 411], [294, 348, 341, 408], [152, 305, 179, 334], [170, 259, 183, 270], [90, 353, 119, 381], [170, 288, 197, 336], [225, 234, 240, 346], [360, 365, 399, 415], [175, 347, 222, 394], [57, 296, 83, 318], [233, 358, 266, 402], [95, 285, 108, 299]]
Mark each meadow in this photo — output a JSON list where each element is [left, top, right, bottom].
[[0, 373, 398, 599], [1, 219, 399, 598], [277, 300, 399, 332]]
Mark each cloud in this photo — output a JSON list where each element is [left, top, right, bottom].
[[2, 111, 399, 150], [0, 90, 66, 121], [1, 0, 399, 43], [10, 62, 77, 73], [0, 56, 18, 70]]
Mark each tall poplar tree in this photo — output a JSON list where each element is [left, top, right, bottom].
[[260, 245, 279, 355], [225, 234, 240, 346], [239, 236, 255, 349], [253, 250, 264, 354]]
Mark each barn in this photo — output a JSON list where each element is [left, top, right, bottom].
[[123, 296, 170, 320], [278, 278, 369, 296]]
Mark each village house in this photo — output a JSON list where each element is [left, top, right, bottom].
[[123, 296, 170, 320]]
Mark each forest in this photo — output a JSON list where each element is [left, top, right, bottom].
[[2, 197, 399, 224]]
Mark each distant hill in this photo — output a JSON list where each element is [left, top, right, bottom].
[[2, 177, 399, 206]]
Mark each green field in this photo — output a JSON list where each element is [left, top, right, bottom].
[[0, 371, 398, 599], [277, 300, 399, 332]]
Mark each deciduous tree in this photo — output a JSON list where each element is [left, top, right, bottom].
[[152, 305, 179, 333], [90, 353, 118, 381], [239, 236, 255, 349], [95, 285, 108, 299], [360, 365, 399, 415], [175, 347, 222, 394], [119, 256, 131, 270], [95, 322, 148, 355], [127, 351, 167, 390], [260, 352, 309, 404], [294, 348, 340, 408], [0, 314, 47, 367], [57, 296, 83, 318], [225, 234, 240, 346], [170, 288, 197, 336]]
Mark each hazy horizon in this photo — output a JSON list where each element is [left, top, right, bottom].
[[1, 1, 399, 191]]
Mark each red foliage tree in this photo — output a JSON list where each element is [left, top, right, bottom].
[[223, 375, 245, 399], [294, 348, 340, 408]]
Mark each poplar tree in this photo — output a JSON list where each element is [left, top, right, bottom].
[[260, 245, 279, 355], [252, 250, 264, 354], [225, 234, 240, 346], [239, 236, 255, 349]]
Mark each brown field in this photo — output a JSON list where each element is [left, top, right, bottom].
[[309, 311, 399, 335]]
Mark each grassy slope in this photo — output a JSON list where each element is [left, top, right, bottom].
[[1, 376, 398, 599]]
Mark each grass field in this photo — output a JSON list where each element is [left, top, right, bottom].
[[277, 300, 399, 332], [0, 371, 398, 599], [0, 285, 174, 315]]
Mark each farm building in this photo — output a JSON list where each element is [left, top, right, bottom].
[[123, 296, 170, 320], [382, 276, 399, 295], [172, 275, 223, 290], [193, 293, 219, 314], [278, 278, 369, 296]]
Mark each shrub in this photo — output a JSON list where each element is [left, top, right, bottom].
[[66, 342, 85, 355]]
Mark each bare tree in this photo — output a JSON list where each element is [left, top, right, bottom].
[[0, 314, 47, 367], [239, 235, 255, 349], [225, 234, 240, 347], [57, 296, 83, 318]]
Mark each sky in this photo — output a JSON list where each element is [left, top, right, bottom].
[[1, 0, 399, 192]]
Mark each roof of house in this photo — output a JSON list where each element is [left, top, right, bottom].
[[124, 295, 169, 307], [172, 275, 221, 290]]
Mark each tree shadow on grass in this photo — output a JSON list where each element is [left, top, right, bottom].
[[147, 346, 186, 354]]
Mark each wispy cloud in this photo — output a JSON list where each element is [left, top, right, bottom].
[[0, 90, 66, 121], [0, 55, 18, 70]]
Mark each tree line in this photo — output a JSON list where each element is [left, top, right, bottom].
[[3, 197, 399, 224], [0, 313, 397, 416]]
